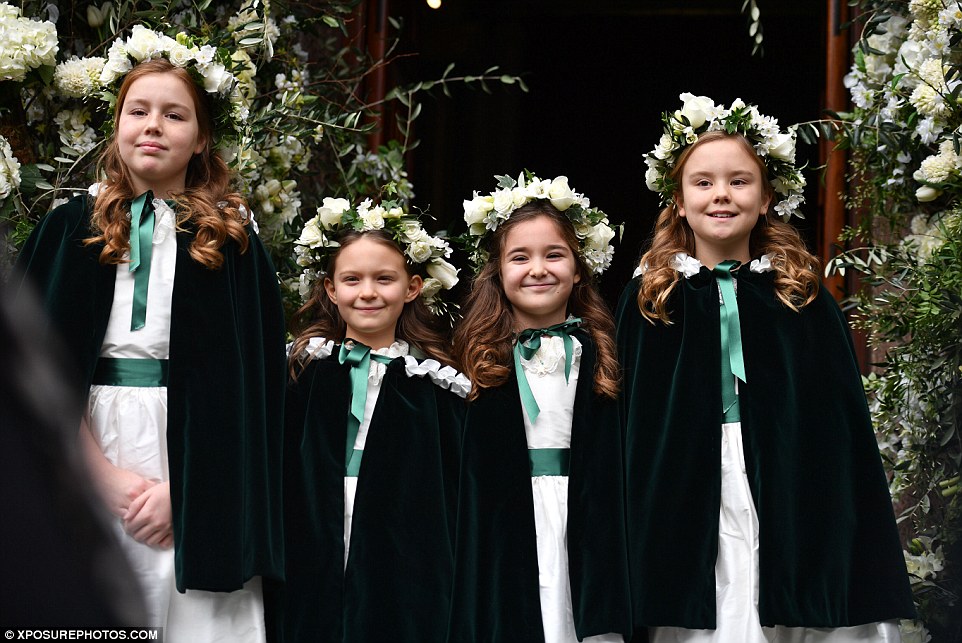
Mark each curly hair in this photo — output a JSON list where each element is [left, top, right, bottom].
[[637, 131, 820, 323], [84, 59, 249, 269], [289, 230, 454, 378], [452, 203, 620, 400]]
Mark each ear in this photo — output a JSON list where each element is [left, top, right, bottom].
[[404, 274, 423, 303], [324, 277, 337, 305], [760, 192, 771, 216], [675, 195, 687, 218], [193, 135, 207, 156]]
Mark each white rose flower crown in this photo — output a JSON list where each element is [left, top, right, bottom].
[[460, 172, 618, 276], [55, 25, 248, 159], [645, 93, 807, 221], [294, 196, 461, 318]]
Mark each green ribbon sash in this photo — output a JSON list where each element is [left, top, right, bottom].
[[513, 317, 582, 424], [338, 340, 395, 477], [712, 261, 746, 423], [128, 192, 156, 331], [528, 447, 570, 476], [92, 357, 169, 387]]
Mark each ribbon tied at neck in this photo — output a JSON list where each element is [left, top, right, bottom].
[[513, 317, 582, 424], [338, 340, 395, 475], [712, 261, 747, 422], [127, 191, 157, 331]]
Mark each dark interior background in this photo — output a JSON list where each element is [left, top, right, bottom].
[[392, 0, 827, 303]]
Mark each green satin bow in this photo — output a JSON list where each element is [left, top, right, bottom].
[[513, 317, 582, 424], [713, 261, 747, 422], [338, 340, 395, 476], [128, 192, 156, 331]]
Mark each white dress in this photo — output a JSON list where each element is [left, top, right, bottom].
[[520, 335, 623, 643], [86, 201, 265, 641], [650, 254, 900, 643]]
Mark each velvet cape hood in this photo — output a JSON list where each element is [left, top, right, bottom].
[[264, 347, 467, 643], [448, 330, 632, 643], [615, 268, 915, 629], [14, 195, 287, 592]]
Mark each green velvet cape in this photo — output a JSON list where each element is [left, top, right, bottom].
[[615, 269, 915, 629], [448, 331, 632, 643], [265, 351, 466, 643], [15, 195, 287, 592]]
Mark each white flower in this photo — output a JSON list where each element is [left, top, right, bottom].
[[167, 43, 195, 67], [768, 131, 796, 162], [406, 240, 433, 263], [915, 185, 941, 202], [201, 63, 234, 95], [53, 56, 106, 98], [125, 25, 164, 61], [298, 217, 325, 247], [463, 194, 494, 225], [420, 277, 442, 301], [426, 259, 459, 290], [0, 135, 22, 200], [584, 222, 615, 250], [547, 176, 575, 211], [678, 92, 716, 129], [358, 203, 385, 230], [0, 5, 59, 82], [492, 188, 514, 214]]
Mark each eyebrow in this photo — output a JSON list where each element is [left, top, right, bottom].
[[124, 98, 193, 111], [505, 243, 569, 254]]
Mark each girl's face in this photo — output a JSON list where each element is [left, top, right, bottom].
[[499, 215, 581, 331], [324, 236, 422, 349], [117, 72, 206, 198], [676, 137, 771, 267]]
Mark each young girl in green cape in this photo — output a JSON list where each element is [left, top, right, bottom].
[[15, 29, 286, 640], [450, 174, 631, 643], [617, 93, 915, 642], [266, 199, 468, 642]]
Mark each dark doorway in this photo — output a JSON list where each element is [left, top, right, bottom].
[[394, 0, 826, 303]]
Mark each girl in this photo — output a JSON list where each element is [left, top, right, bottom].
[[266, 198, 468, 642], [450, 174, 631, 643], [15, 32, 285, 640], [618, 94, 916, 641]]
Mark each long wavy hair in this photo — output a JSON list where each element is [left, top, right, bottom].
[[85, 59, 249, 269], [637, 130, 820, 323], [452, 203, 620, 400], [289, 230, 453, 378]]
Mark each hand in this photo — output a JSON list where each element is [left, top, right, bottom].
[[79, 419, 155, 517], [123, 481, 173, 549]]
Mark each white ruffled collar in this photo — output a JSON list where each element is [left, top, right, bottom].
[[519, 334, 583, 378], [295, 337, 471, 398], [648, 252, 775, 278]]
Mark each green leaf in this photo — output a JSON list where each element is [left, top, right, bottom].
[[322, 15, 339, 28]]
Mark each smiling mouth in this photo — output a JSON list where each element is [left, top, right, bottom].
[[708, 212, 737, 218], [138, 142, 165, 150]]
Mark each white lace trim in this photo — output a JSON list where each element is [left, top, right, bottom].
[[152, 199, 176, 244], [519, 335, 583, 378], [669, 252, 775, 279], [293, 337, 471, 397]]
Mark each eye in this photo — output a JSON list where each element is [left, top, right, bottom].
[[128, 108, 147, 117], [731, 178, 748, 186], [377, 275, 395, 283], [509, 254, 528, 263], [342, 275, 359, 284], [695, 179, 711, 188], [165, 112, 185, 121]]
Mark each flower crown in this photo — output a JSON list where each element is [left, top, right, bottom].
[[461, 172, 617, 275], [55, 25, 248, 156], [644, 93, 807, 221], [294, 196, 460, 317]]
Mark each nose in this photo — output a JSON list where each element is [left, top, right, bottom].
[[528, 259, 547, 278], [359, 280, 377, 299], [712, 183, 731, 201], [144, 112, 162, 134]]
